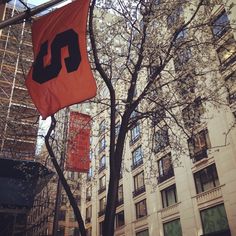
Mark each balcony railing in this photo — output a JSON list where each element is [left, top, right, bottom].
[[192, 148, 208, 163], [86, 196, 91, 202], [116, 199, 124, 207], [98, 186, 106, 194], [98, 165, 106, 174], [131, 159, 143, 171], [132, 185, 146, 198], [98, 209, 105, 217], [196, 186, 222, 205], [200, 228, 231, 236], [157, 168, 174, 184], [161, 202, 179, 219]]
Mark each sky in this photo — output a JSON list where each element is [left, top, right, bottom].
[[27, 0, 70, 6]]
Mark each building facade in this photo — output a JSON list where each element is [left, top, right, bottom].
[[80, 1, 236, 236]]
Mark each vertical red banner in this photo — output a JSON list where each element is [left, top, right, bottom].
[[66, 112, 91, 172]]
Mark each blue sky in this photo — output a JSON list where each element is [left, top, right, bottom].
[[27, 0, 70, 6]]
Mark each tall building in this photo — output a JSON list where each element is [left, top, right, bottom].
[[0, 2, 53, 235], [78, 1, 236, 236]]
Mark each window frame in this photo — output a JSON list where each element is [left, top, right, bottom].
[[161, 184, 177, 208], [135, 199, 147, 219]]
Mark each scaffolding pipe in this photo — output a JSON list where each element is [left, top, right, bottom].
[[0, 0, 67, 29]]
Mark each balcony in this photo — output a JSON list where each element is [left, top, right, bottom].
[[116, 199, 124, 207], [98, 165, 106, 174], [132, 185, 146, 198], [192, 148, 208, 163], [196, 186, 222, 205], [200, 229, 231, 236], [98, 186, 106, 194], [86, 196, 91, 202], [131, 159, 143, 171], [98, 209, 105, 217], [161, 202, 179, 219], [85, 217, 91, 224], [157, 168, 174, 184]]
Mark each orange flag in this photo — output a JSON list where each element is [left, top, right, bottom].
[[26, 0, 96, 119]]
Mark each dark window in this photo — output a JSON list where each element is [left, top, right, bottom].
[[73, 227, 80, 236], [58, 210, 66, 221], [212, 10, 230, 39], [99, 155, 106, 172], [86, 228, 92, 236], [201, 204, 230, 235], [136, 229, 149, 236], [115, 211, 125, 228], [99, 120, 105, 134], [115, 122, 120, 136], [161, 184, 177, 208], [136, 199, 147, 219], [130, 123, 141, 143], [182, 97, 204, 128], [188, 129, 210, 162], [155, 126, 169, 153], [99, 197, 106, 216], [99, 136, 106, 152], [225, 71, 236, 105], [58, 227, 65, 236], [133, 171, 146, 197], [158, 153, 174, 183], [86, 186, 92, 201], [86, 206, 92, 223], [217, 36, 236, 70], [164, 219, 182, 236], [151, 105, 165, 125], [194, 164, 220, 194], [99, 221, 104, 236], [117, 185, 124, 206], [167, 6, 183, 27], [174, 47, 191, 71], [177, 74, 195, 98], [99, 175, 106, 194], [132, 146, 143, 169]]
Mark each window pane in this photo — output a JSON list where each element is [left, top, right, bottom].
[[164, 219, 182, 236], [136, 229, 149, 236], [136, 199, 147, 218], [201, 204, 229, 234], [212, 11, 230, 38]]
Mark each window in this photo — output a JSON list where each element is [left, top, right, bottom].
[[201, 204, 230, 235], [217, 36, 236, 69], [99, 155, 106, 172], [133, 171, 145, 197], [99, 175, 106, 194], [225, 71, 236, 105], [182, 97, 204, 128], [212, 10, 230, 39], [58, 210, 66, 221], [99, 136, 106, 152], [136, 199, 147, 219], [154, 126, 169, 153], [194, 164, 220, 194], [99, 221, 104, 236], [99, 120, 105, 134], [177, 74, 195, 98], [73, 227, 80, 236], [87, 167, 93, 181], [86, 228, 92, 236], [132, 146, 143, 169], [58, 227, 65, 236], [188, 129, 210, 162], [115, 122, 120, 136], [117, 185, 124, 206], [151, 106, 165, 125], [167, 6, 183, 27], [158, 153, 174, 183], [163, 219, 182, 236], [86, 186, 92, 201], [136, 229, 149, 236], [115, 211, 125, 228], [86, 206, 92, 223], [99, 197, 106, 216], [161, 184, 177, 208], [174, 47, 191, 71], [130, 123, 141, 143]]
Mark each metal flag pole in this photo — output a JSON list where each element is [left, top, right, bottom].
[[0, 0, 67, 29]]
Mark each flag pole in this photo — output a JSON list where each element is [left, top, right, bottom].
[[0, 0, 67, 29]]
